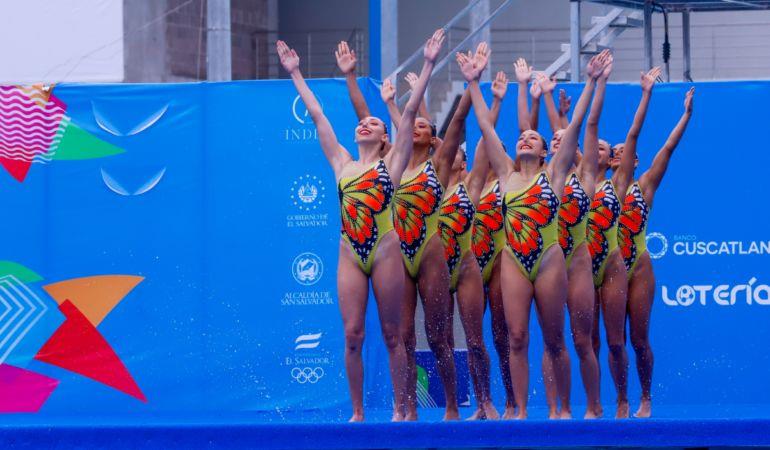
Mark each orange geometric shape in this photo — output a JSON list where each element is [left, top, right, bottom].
[[34, 300, 146, 402], [42, 275, 144, 327]]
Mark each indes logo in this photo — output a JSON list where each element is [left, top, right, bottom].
[[292, 94, 322, 124], [291, 252, 323, 286], [661, 277, 770, 306], [284, 94, 321, 141], [294, 332, 322, 350]]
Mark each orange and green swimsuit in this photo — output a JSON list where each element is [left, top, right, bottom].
[[439, 182, 475, 292], [502, 171, 560, 282], [618, 181, 650, 278], [338, 159, 395, 275], [586, 178, 622, 286], [472, 180, 505, 284], [558, 172, 591, 267], [392, 159, 444, 279]]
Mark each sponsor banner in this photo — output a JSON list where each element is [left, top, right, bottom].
[[466, 80, 770, 409], [4, 78, 770, 414]]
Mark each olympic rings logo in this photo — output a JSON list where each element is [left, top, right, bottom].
[[291, 367, 325, 384]]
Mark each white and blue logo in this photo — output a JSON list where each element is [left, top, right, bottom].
[[291, 174, 325, 212], [294, 332, 322, 350], [646, 232, 668, 259], [292, 94, 323, 125], [292, 252, 323, 286]]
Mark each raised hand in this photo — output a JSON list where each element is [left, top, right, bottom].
[[586, 49, 610, 79], [684, 87, 695, 113], [536, 72, 556, 94], [529, 79, 542, 99], [456, 41, 490, 82], [456, 51, 478, 82], [513, 57, 532, 83], [600, 53, 614, 80], [473, 41, 490, 75], [404, 72, 419, 90], [641, 66, 661, 92], [381, 78, 396, 103], [559, 89, 571, 115], [335, 41, 357, 74], [277, 40, 300, 74], [491, 71, 509, 99], [424, 28, 446, 63]]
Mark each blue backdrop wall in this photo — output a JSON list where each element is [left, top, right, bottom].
[[1, 78, 768, 416]]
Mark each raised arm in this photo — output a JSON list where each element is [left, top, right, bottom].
[[582, 52, 613, 190], [615, 66, 661, 196], [459, 49, 514, 182], [514, 58, 533, 133], [639, 87, 694, 204], [405, 72, 432, 120], [380, 78, 403, 128], [558, 89, 571, 130], [529, 80, 542, 131], [537, 74, 561, 132], [278, 40, 351, 175], [550, 51, 608, 189], [489, 70, 508, 126], [434, 43, 489, 182], [387, 29, 445, 182], [466, 71, 508, 200], [335, 41, 371, 120]]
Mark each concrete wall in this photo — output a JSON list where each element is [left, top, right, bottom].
[[277, 0, 369, 77], [124, 0, 274, 82]]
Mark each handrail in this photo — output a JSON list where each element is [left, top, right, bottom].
[[385, 0, 482, 81], [396, 0, 513, 105]]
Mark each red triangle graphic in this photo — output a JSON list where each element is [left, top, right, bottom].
[[34, 300, 147, 402], [0, 157, 32, 182]]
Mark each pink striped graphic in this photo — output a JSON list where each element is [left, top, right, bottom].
[[0, 85, 68, 163]]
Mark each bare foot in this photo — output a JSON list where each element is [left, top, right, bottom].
[[482, 401, 500, 420], [349, 412, 364, 422], [404, 411, 418, 422], [502, 403, 517, 420], [584, 405, 603, 419], [466, 408, 486, 421], [559, 409, 573, 420], [392, 411, 406, 422], [515, 409, 528, 420], [615, 401, 630, 419], [444, 407, 461, 421], [548, 408, 560, 420], [634, 398, 652, 418]]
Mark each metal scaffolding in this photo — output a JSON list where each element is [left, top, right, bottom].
[[586, 0, 770, 80]]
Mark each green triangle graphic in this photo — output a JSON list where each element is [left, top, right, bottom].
[[52, 122, 124, 160], [0, 261, 43, 283]]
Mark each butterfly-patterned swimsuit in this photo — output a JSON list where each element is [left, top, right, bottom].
[[586, 179, 622, 286], [392, 159, 444, 279], [439, 182, 476, 292], [618, 181, 650, 278], [337, 159, 395, 275], [472, 180, 505, 284], [502, 171, 560, 282], [559, 172, 591, 268]]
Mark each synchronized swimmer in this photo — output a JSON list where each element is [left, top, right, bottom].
[[277, 30, 693, 422]]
